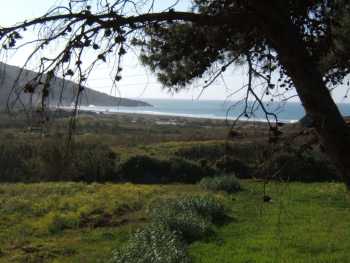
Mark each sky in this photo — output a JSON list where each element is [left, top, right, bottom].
[[0, 0, 348, 103]]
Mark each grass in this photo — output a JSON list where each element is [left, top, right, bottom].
[[0, 182, 350, 262], [0, 183, 201, 262], [189, 181, 350, 263]]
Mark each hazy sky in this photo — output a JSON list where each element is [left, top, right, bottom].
[[0, 1, 348, 103]]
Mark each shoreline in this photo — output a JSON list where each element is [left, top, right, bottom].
[[59, 106, 298, 124]]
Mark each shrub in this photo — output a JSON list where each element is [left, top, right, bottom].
[[151, 207, 211, 242], [149, 196, 225, 241], [168, 157, 215, 183], [199, 175, 242, 194], [111, 195, 226, 262], [165, 195, 226, 222], [0, 139, 118, 183], [215, 155, 250, 178], [174, 142, 263, 165], [118, 155, 213, 184], [175, 144, 226, 161], [111, 224, 190, 263], [117, 155, 169, 184], [0, 142, 35, 182], [69, 142, 118, 182], [259, 151, 339, 182]]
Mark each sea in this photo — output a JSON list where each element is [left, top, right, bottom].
[[78, 98, 350, 123]]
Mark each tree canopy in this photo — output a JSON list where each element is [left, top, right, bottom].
[[0, 0, 350, 186]]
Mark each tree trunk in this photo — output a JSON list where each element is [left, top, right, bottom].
[[268, 20, 350, 188]]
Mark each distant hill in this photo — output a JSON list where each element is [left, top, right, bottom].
[[0, 62, 151, 109]]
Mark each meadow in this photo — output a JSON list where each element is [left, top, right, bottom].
[[0, 182, 349, 262], [0, 111, 348, 262]]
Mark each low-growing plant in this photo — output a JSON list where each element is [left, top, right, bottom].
[[151, 208, 211, 242], [117, 155, 168, 184], [0, 142, 35, 182], [46, 212, 80, 234], [149, 195, 226, 241], [111, 224, 190, 263], [118, 155, 213, 184], [168, 157, 215, 183], [165, 195, 226, 222], [69, 142, 118, 182], [199, 175, 242, 194], [0, 139, 118, 183], [258, 151, 339, 182], [215, 155, 250, 178]]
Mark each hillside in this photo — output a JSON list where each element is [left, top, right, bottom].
[[0, 62, 151, 109]]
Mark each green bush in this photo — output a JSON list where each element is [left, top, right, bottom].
[[174, 142, 263, 165], [111, 224, 190, 263], [199, 175, 242, 194], [117, 155, 168, 184], [259, 151, 339, 182], [0, 142, 35, 182], [168, 157, 215, 183], [112, 195, 226, 262], [151, 207, 211, 242], [118, 155, 213, 184], [175, 144, 226, 161], [69, 142, 118, 182], [0, 140, 118, 183], [215, 155, 250, 178], [165, 195, 226, 222], [149, 196, 225, 241]]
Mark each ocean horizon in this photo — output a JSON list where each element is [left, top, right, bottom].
[[75, 98, 350, 123]]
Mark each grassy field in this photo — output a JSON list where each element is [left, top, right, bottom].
[[0, 183, 203, 262], [190, 181, 350, 263], [1, 181, 349, 263]]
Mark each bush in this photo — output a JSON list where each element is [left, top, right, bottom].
[[112, 195, 226, 262], [149, 195, 225, 241], [174, 142, 263, 165], [0, 142, 35, 182], [151, 207, 211, 242], [111, 224, 190, 263], [199, 175, 242, 194], [215, 155, 250, 178], [164, 195, 226, 222], [259, 151, 339, 182], [175, 143, 226, 161], [69, 142, 118, 182], [117, 155, 169, 184], [118, 155, 213, 184], [0, 140, 118, 183], [168, 157, 215, 183]]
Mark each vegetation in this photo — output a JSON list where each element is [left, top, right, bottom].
[[189, 181, 350, 263], [0, 182, 203, 263], [0, 112, 340, 184], [112, 195, 226, 262], [0, 112, 348, 262], [118, 155, 214, 184], [1, 181, 350, 262], [111, 223, 190, 263], [0, 0, 349, 260], [0, 0, 349, 186], [258, 151, 339, 182], [149, 195, 225, 241], [199, 175, 242, 194], [0, 139, 118, 183]]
